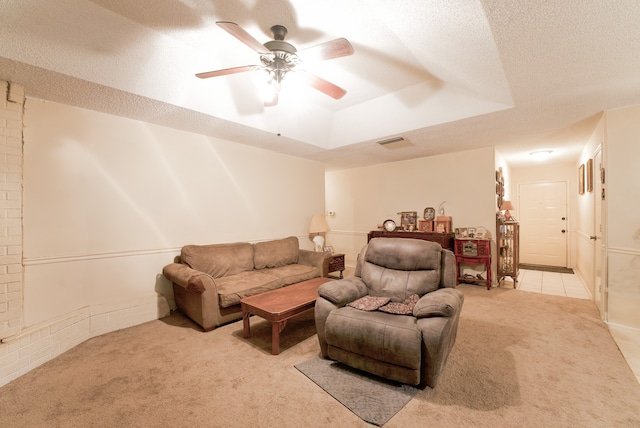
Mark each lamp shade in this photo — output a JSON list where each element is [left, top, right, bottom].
[[309, 214, 330, 234], [500, 201, 515, 211]]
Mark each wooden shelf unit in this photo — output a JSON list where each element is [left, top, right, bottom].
[[496, 220, 519, 287]]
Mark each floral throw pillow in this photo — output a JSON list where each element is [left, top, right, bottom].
[[378, 294, 420, 315], [347, 296, 391, 311]]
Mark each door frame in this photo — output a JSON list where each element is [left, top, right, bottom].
[[593, 145, 607, 320]]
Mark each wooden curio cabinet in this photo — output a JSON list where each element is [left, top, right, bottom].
[[496, 219, 519, 287]]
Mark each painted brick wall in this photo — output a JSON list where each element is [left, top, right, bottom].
[[0, 82, 94, 387], [0, 81, 24, 340], [0, 83, 168, 386]]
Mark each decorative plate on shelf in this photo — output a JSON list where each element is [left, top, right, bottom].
[[423, 207, 435, 220], [383, 219, 397, 232]]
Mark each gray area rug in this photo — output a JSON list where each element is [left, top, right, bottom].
[[295, 356, 418, 426], [519, 263, 574, 274]]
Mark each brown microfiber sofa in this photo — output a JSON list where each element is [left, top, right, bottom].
[[162, 236, 326, 331]]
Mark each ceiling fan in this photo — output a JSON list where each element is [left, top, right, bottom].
[[196, 21, 354, 106]]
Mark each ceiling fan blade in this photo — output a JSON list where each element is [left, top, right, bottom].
[[299, 71, 347, 99], [216, 21, 271, 55], [196, 65, 256, 79], [297, 38, 354, 63]]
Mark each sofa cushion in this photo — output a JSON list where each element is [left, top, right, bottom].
[[254, 236, 299, 269], [361, 263, 440, 301], [264, 264, 319, 286], [215, 270, 281, 308], [325, 307, 422, 370], [181, 242, 254, 279], [365, 238, 442, 271], [359, 238, 443, 300]]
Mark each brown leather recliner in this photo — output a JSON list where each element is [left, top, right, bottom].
[[315, 237, 464, 388]]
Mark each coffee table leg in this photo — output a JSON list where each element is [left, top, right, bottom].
[[271, 322, 280, 355], [271, 320, 289, 355], [243, 311, 250, 338]]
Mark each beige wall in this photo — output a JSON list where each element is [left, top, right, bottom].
[[604, 104, 640, 329], [22, 99, 325, 326], [325, 147, 497, 271]]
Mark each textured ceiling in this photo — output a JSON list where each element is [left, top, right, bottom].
[[1, 0, 640, 170]]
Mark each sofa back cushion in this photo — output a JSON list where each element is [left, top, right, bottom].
[[359, 238, 442, 301], [181, 242, 254, 279], [253, 236, 299, 269]]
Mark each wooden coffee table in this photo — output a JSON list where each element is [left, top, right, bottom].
[[241, 277, 332, 355]]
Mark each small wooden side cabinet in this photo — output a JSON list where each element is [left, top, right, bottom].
[[496, 220, 519, 287], [454, 238, 492, 290], [324, 253, 345, 279]]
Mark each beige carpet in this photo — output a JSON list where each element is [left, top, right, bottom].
[[1, 284, 639, 427]]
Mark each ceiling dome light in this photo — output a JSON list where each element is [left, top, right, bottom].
[[529, 150, 553, 160]]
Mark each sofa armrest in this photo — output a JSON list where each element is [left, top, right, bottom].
[[414, 288, 464, 318], [318, 277, 368, 307], [298, 249, 326, 275], [162, 263, 215, 294]]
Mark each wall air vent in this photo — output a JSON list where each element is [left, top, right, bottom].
[[376, 136, 414, 150]]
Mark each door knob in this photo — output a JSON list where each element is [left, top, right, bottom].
[[561, 229, 566, 233], [562, 217, 566, 220], [590, 236, 597, 240]]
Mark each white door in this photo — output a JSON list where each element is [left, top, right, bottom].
[[519, 181, 568, 267]]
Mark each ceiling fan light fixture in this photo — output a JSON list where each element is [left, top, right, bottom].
[[252, 69, 280, 103]]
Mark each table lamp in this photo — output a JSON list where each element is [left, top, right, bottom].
[[309, 214, 330, 251], [500, 201, 515, 221]]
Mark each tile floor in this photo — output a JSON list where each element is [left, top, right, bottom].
[[497, 269, 640, 384]]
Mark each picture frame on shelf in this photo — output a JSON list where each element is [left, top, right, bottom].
[[456, 227, 468, 238], [468, 227, 476, 238]]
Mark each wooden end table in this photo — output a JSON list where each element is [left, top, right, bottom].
[[324, 253, 345, 279], [241, 277, 332, 355]]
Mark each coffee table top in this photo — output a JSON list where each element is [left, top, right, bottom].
[[241, 277, 331, 316]]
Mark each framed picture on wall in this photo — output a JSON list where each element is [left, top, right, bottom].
[[587, 159, 594, 192], [578, 163, 585, 195]]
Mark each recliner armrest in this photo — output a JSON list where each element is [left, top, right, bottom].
[[414, 288, 464, 318], [318, 277, 368, 307]]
